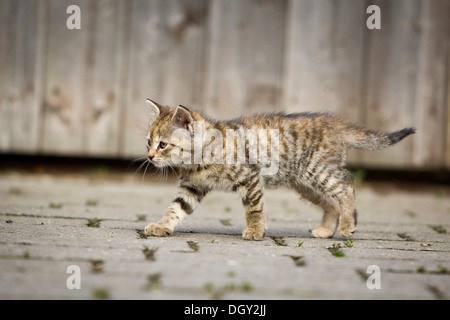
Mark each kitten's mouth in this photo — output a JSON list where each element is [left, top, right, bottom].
[[150, 159, 167, 168]]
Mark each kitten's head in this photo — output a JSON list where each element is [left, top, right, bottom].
[[145, 99, 197, 168]]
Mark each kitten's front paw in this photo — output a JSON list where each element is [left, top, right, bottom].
[[242, 227, 265, 241], [144, 223, 173, 237]]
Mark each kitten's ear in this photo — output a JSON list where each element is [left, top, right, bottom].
[[172, 105, 194, 132], [146, 98, 161, 119]]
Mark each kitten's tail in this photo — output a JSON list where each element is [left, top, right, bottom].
[[343, 126, 416, 150]]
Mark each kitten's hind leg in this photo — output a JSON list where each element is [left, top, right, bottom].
[[336, 185, 357, 238], [295, 185, 339, 238]]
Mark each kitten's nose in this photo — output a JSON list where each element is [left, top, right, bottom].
[[148, 155, 154, 161]]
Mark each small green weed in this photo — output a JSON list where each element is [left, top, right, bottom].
[[326, 242, 352, 257], [9, 187, 21, 195], [146, 273, 162, 290], [90, 259, 104, 273], [287, 255, 306, 267], [85, 199, 98, 206], [343, 240, 354, 248], [92, 287, 110, 300], [204, 281, 254, 300], [187, 241, 199, 252], [271, 236, 287, 246], [219, 219, 231, 226], [142, 245, 159, 261], [429, 225, 449, 234], [86, 218, 102, 228], [136, 214, 146, 222], [49, 202, 63, 209]]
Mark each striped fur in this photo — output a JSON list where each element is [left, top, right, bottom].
[[144, 103, 415, 240]]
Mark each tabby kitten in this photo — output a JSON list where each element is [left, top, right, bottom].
[[143, 99, 415, 240]]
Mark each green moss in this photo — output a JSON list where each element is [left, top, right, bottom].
[[397, 233, 414, 241], [136, 214, 146, 222], [240, 282, 253, 292], [331, 249, 345, 257], [204, 281, 254, 299], [343, 240, 354, 248], [92, 287, 110, 300], [350, 169, 366, 186], [327, 243, 346, 257], [90, 260, 104, 273], [436, 265, 448, 274], [49, 202, 63, 209], [429, 225, 449, 234], [9, 187, 21, 195], [271, 236, 287, 246], [86, 218, 102, 228], [146, 273, 162, 290], [288, 255, 306, 267], [187, 241, 199, 252], [86, 199, 98, 206], [89, 166, 108, 183], [219, 219, 231, 226], [142, 245, 159, 261]]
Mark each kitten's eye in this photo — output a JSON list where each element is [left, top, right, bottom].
[[147, 140, 151, 148], [159, 141, 168, 149]]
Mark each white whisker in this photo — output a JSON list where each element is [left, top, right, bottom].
[[133, 159, 148, 177], [142, 160, 151, 181], [128, 156, 147, 169], [165, 160, 179, 178]]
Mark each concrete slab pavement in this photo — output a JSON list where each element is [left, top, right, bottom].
[[0, 172, 449, 299]]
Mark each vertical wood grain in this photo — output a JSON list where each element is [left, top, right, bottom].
[[122, 0, 209, 158], [411, 0, 449, 169], [283, 0, 366, 165], [0, 0, 47, 153], [83, 0, 129, 157], [203, 0, 287, 119], [283, 0, 366, 121], [41, 0, 88, 154], [0, 0, 448, 169], [362, 0, 449, 169]]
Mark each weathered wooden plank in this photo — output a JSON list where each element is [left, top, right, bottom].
[[284, 0, 366, 121], [0, 0, 17, 151], [361, 0, 418, 168], [445, 57, 450, 170], [447, 34, 450, 169], [82, 0, 129, 157], [362, 0, 448, 169], [0, 0, 47, 153], [121, 0, 209, 157], [0, 0, 447, 171], [32, 0, 131, 157], [410, 0, 449, 169], [203, 0, 287, 119], [283, 0, 366, 164], [41, 0, 88, 154]]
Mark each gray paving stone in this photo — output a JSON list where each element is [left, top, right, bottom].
[[0, 174, 449, 299]]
